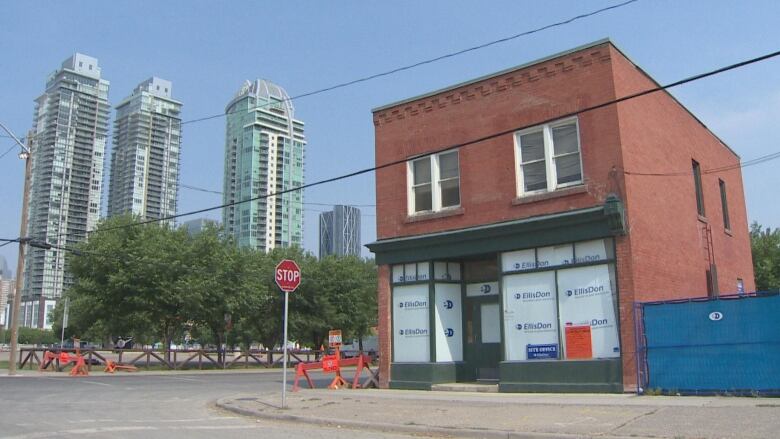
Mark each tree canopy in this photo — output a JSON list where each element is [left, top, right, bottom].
[[52, 215, 377, 352], [750, 222, 780, 292]]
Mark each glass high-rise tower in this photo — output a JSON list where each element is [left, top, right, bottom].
[[319, 205, 361, 258], [222, 80, 305, 251], [22, 53, 110, 328], [108, 77, 182, 224]]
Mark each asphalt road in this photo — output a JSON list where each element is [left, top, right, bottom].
[[0, 371, 429, 439]]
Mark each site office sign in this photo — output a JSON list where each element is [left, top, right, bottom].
[[275, 259, 301, 292]]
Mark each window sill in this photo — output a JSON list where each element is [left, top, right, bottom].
[[512, 185, 587, 206], [724, 228, 733, 237], [405, 207, 465, 224], [697, 214, 708, 224]]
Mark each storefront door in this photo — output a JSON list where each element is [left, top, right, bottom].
[[465, 296, 501, 381]]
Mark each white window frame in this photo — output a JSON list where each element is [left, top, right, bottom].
[[408, 150, 461, 215], [514, 117, 583, 197]]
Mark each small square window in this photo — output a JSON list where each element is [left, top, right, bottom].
[[408, 151, 460, 214]]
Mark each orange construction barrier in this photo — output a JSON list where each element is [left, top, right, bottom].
[[292, 353, 379, 391], [104, 360, 138, 373], [69, 355, 89, 376]]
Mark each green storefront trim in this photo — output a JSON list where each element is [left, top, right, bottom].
[[367, 201, 625, 266], [499, 359, 623, 393], [390, 362, 469, 390]]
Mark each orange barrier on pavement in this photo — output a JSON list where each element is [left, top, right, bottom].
[[69, 355, 89, 376], [292, 353, 379, 391], [104, 360, 139, 373]]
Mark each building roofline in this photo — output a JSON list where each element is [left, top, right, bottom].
[[371, 37, 739, 159], [372, 38, 611, 113]]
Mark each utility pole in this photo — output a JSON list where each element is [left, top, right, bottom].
[[0, 121, 32, 376]]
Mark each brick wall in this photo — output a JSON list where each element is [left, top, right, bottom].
[[373, 44, 623, 240], [609, 45, 755, 300]]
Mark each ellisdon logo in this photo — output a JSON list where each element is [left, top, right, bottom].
[[443, 300, 454, 309], [514, 291, 551, 300], [399, 328, 429, 336], [591, 318, 609, 327], [516, 322, 553, 331], [566, 285, 605, 297], [480, 284, 492, 294], [512, 261, 551, 270], [573, 254, 602, 263], [444, 328, 455, 337], [399, 300, 427, 309]]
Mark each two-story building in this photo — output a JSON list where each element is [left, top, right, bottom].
[[367, 39, 755, 393]]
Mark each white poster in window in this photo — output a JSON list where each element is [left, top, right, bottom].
[[574, 239, 607, 264], [501, 249, 536, 272], [537, 244, 573, 268], [435, 284, 462, 362], [466, 282, 498, 297], [557, 265, 620, 359], [502, 271, 559, 361], [393, 285, 430, 362]]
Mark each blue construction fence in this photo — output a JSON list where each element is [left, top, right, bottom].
[[635, 292, 780, 396]]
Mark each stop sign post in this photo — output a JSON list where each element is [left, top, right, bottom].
[[275, 259, 300, 409]]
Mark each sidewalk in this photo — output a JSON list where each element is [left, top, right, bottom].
[[217, 388, 780, 439]]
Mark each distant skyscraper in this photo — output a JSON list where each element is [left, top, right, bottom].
[[23, 53, 110, 328], [0, 255, 12, 330], [222, 80, 306, 251], [319, 205, 361, 258], [108, 77, 182, 224], [182, 218, 218, 236]]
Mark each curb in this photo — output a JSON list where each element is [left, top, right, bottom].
[[215, 397, 654, 439]]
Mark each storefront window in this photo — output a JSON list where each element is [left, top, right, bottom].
[[501, 238, 620, 362], [435, 283, 463, 362], [434, 261, 461, 281], [393, 284, 430, 362]]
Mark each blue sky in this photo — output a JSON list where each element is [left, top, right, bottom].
[[1, 0, 779, 271]]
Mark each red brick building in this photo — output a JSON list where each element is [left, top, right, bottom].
[[366, 39, 755, 392]]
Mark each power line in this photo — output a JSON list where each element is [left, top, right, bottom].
[[624, 150, 780, 177], [180, 0, 640, 126], [55, 47, 780, 236], [180, 183, 376, 207], [0, 144, 18, 159]]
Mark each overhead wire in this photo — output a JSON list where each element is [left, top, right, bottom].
[[181, 183, 376, 207], [180, 0, 641, 126], [87, 47, 780, 236]]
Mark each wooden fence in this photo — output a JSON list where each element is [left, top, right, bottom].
[[17, 348, 326, 371]]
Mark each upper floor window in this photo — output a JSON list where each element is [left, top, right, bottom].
[[692, 160, 705, 217], [408, 150, 460, 214], [719, 178, 730, 230], [515, 118, 582, 196]]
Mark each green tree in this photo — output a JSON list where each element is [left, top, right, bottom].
[[182, 225, 265, 362], [53, 214, 192, 357], [750, 222, 780, 291]]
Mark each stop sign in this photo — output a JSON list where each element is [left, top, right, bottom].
[[275, 259, 301, 292]]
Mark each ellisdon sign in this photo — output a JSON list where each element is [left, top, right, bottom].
[[514, 291, 552, 300], [398, 300, 427, 309], [566, 285, 605, 297], [399, 328, 429, 336], [516, 322, 553, 331], [708, 311, 724, 321]]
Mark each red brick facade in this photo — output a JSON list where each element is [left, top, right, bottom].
[[372, 41, 755, 391]]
